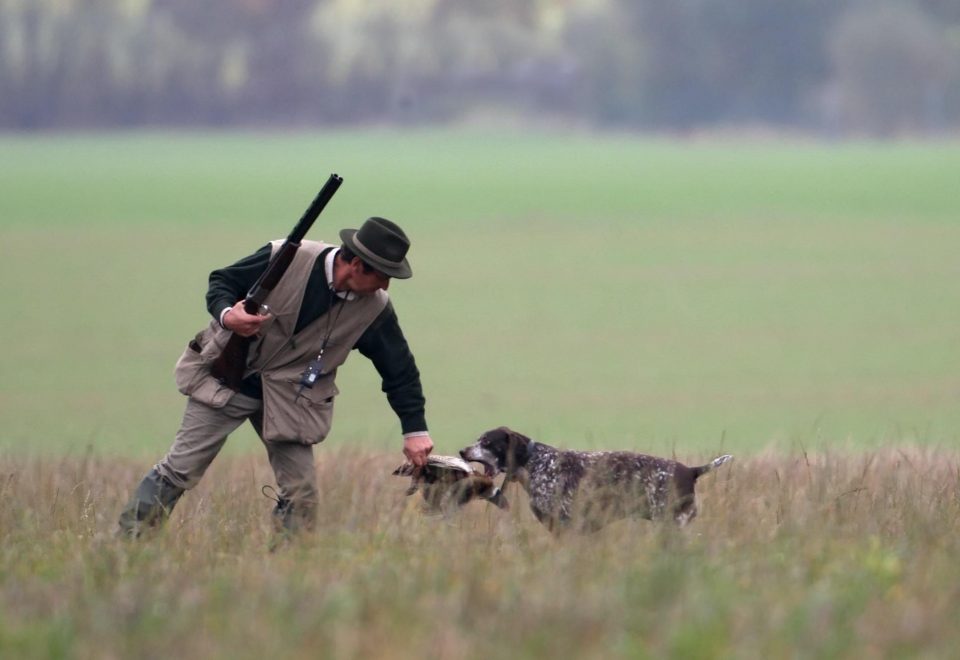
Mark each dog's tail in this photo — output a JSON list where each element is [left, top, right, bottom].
[[692, 454, 733, 480]]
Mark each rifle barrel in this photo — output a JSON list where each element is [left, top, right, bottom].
[[288, 173, 343, 243]]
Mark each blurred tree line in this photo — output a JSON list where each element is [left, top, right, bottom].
[[1, 0, 958, 136]]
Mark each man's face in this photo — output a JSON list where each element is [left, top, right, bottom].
[[347, 258, 391, 295]]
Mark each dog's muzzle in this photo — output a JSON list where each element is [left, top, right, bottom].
[[460, 446, 497, 477]]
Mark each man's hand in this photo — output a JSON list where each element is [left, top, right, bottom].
[[222, 300, 271, 337], [403, 434, 434, 467]]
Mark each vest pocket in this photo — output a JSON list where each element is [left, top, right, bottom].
[[173, 322, 235, 409], [260, 377, 338, 444]]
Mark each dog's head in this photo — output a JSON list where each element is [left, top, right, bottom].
[[460, 427, 533, 478]]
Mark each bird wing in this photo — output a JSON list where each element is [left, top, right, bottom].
[[425, 454, 473, 474]]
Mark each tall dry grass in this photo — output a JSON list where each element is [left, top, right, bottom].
[[2, 447, 959, 659]]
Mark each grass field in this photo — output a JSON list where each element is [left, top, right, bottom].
[[3, 449, 960, 658], [1, 130, 958, 457], [1, 130, 959, 657]]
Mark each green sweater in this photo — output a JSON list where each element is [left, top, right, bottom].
[[205, 244, 427, 434]]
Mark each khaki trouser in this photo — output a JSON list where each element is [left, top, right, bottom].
[[120, 392, 319, 535]]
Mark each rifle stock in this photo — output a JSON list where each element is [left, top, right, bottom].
[[209, 173, 343, 390]]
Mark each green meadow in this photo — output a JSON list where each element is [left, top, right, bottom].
[[1, 131, 957, 457], [2, 131, 960, 658]]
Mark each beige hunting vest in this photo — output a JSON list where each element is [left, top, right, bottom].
[[174, 240, 389, 444]]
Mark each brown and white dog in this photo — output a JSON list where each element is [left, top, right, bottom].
[[460, 427, 732, 533]]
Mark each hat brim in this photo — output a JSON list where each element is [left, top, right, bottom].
[[339, 228, 413, 279]]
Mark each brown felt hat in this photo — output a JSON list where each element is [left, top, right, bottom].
[[339, 217, 412, 279]]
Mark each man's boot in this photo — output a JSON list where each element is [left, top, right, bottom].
[[117, 468, 185, 538], [264, 486, 315, 550]]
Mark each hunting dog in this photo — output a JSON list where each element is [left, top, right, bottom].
[[460, 427, 732, 533]]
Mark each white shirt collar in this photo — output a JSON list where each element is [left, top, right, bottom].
[[325, 247, 357, 301]]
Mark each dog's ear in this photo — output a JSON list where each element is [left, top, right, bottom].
[[506, 430, 531, 468]]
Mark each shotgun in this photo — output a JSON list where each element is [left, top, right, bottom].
[[209, 173, 343, 390]]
